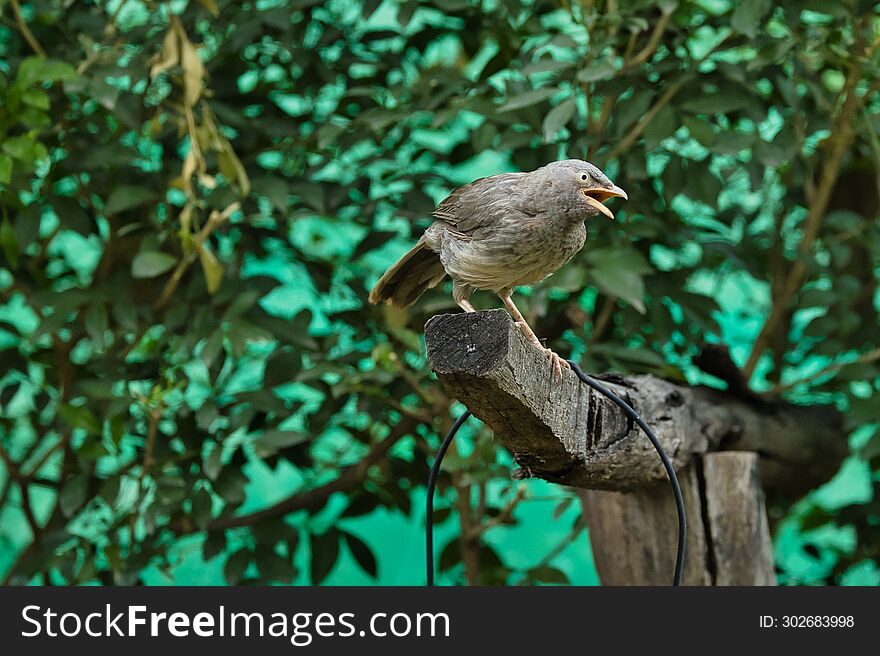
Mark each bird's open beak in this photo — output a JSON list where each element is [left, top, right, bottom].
[[582, 184, 628, 220]]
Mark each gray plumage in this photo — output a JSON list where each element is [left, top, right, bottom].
[[369, 159, 626, 374]]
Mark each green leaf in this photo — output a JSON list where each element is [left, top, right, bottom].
[[0, 154, 11, 184], [682, 116, 716, 147], [191, 488, 213, 530], [253, 430, 310, 458], [15, 57, 77, 88], [577, 63, 616, 82], [197, 243, 224, 293], [264, 349, 303, 386], [642, 105, 678, 149], [203, 531, 227, 560], [2, 136, 46, 163], [439, 537, 459, 572], [343, 531, 378, 578], [586, 246, 653, 275], [256, 549, 296, 583], [731, 0, 771, 39], [310, 531, 340, 584], [529, 565, 569, 584], [59, 404, 101, 434], [542, 97, 576, 142], [252, 176, 289, 211], [21, 88, 50, 110], [59, 474, 89, 518], [84, 303, 108, 348], [590, 265, 646, 314], [131, 251, 177, 278], [680, 90, 748, 114], [104, 186, 157, 215], [223, 548, 251, 584], [497, 87, 557, 112], [712, 131, 754, 155], [0, 217, 18, 268]]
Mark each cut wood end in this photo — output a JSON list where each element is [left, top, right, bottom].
[[425, 309, 514, 377]]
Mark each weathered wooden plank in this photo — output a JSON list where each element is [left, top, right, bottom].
[[581, 453, 777, 586], [580, 464, 711, 586], [425, 309, 845, 496], [702, 452, 777, 586]]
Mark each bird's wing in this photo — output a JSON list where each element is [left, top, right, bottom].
[[431, 172, 530, 238]]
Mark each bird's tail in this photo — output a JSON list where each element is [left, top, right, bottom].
[[368, 237, 446, 308]]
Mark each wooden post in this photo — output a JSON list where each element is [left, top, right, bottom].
[[581, 453, 776, 585], [424, 310, 844, 586]]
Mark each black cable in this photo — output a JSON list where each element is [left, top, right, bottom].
[[567, 360, 686, 586], [425, 409, 471, 587], [425, 362, 686, 587]]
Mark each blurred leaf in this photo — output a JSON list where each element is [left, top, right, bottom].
[[264, 349, 303, 386], [223, 548, 251, 584], [192, 488, 213, 530], [253, 430, 310, 458], [180, 33, 205, 107], [498, 88, 557, 112], [343, 531, 378, 578], [542, 98, 576, 142], [132, 251, 177, 278], [0, 154, 11, 184], [731, 0, 771, 38], [590, 267, 646, 314], [529, 565, 569, 584], [16, 57, 77, 87], [310, 531, 340, 584], [59, 404, 101, 434], [105, 186, 157, 215], [198, 244, 224, 293], [682, 116, 716, 147], [59, 474, 89, 518]]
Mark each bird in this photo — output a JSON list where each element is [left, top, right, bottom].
[[369, 159, 627, 376]]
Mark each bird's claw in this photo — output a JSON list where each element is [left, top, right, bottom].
[[514, 321, 569, 379], [546, 349, 571, 379]]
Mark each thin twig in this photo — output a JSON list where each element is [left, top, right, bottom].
[[24, 434, 68, 479], [605, 78, 686, 161], [153, 202, 239, 309], [465, 485, 526, 540], [622, 11, 671, 70], [10, 0, 47, 58], [590, 295, 616, 344], [770, 347, 880, 395]]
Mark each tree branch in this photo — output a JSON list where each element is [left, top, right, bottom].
[[190, 416, 418, 532], [743, 62, 863, 379], [605, 78, 686, 161]]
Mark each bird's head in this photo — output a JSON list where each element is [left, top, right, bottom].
[[541, 159, 628, 219]]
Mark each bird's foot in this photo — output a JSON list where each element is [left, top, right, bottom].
[[515, 322, 569, 379], [545, 348, 571, 379]]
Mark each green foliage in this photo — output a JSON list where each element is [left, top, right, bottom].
[[0, 0, 879, 586]]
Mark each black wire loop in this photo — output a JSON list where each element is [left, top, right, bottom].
[[566, 360, 686, 586], [425, 410, 471, 587], [425, 362, 686, 587]]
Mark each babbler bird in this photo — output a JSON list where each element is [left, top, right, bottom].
[[369, 159, 627, 376]]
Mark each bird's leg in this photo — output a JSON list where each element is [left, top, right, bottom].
[[498, 291, 570, 378], [453, 281, 476, 313]]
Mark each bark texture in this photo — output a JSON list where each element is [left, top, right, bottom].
[[425, 309, 845, 497]]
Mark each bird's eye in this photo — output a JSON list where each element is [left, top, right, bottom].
[[580, 173, 589, 182]]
